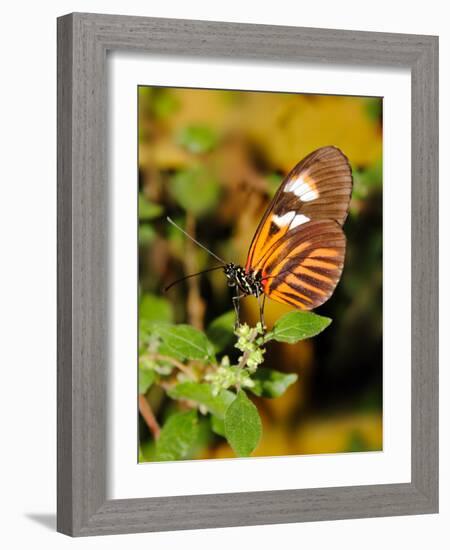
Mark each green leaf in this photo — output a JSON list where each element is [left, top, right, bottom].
[[139, 294, 174, 324], [139, 321, 152, 354], [139, 319, 170, 354], [139, 319, 162, 353], [206, 311, 235, 353], [170, 167, 220, 216], [139, 364, 156, 394], [187, 416, 213, 458], [266, 311, 332, 344], [168, 382, 235, 418], [139, 439, 156, 462], [139, 193, 163, 221], [155, 410, 199, 461], [224, 391, 262, 457], [155, 324, 215, 361], [177, 125, 218, 154], [210, 414, 226, 437], [156, 341, 185, 363], [249, 368, 298, 398]]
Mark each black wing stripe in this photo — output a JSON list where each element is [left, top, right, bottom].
[[255, 221, 345, 275], [260, 219, 346, 310]]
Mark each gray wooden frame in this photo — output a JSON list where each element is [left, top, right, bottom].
[[57, 12, 438, 537]]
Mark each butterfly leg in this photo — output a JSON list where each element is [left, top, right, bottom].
[[232, 288, 245, 329], [258, 293, 267, 334]]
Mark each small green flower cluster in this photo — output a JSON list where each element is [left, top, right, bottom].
[[205, 322, 266, 394], [235, 322, 266, 373], [205, 362, 254, 395]]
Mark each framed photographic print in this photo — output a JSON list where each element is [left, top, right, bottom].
[[57, 13, 438, 536]]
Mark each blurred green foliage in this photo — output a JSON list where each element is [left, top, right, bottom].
[[206, 310, 235, 353], [177, 125, 219, 154], [139, 293, 173, 324], [170, 166, 221, 217]]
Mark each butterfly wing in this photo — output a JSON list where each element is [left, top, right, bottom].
[[259, 220, 346, 310], [245, 146, 352, 273]]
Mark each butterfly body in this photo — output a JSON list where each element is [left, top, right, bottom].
[[223, 263, 263, 297]]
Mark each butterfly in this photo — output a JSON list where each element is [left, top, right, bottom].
[[166, 146, 353, 328]]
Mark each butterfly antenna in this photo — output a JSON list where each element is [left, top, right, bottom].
[[164, 265, 224, 292], [166, 216, 226, 264]]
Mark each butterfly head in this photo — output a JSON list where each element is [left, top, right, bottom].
[[223, 263, 239, 287], [223, 263, 263, 296]]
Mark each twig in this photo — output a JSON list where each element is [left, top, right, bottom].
[[185, 213, 206, 330], [145, 352, 197, 380], [138, 395, 161, 440]]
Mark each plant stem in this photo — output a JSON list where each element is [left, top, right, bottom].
[[138, 395, 161, 440], [237, 329, 259, 369]]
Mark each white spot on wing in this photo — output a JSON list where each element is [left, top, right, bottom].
[[290, 214, 310, 228], [301, 190, 319, 202], [284, 176, 319, 201], [272, 211, 310, 228], [272, 211, 295, 227], [284, 178, 299, 193]]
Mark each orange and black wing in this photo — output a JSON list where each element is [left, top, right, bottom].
[[258, 220, 346, 310], [245, 146, 352, 274]]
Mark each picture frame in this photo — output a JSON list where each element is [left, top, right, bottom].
[[57, 12, 438, 536]]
